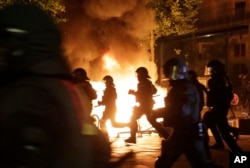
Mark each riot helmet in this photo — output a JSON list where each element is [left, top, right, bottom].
[[135, 67, 151, 79], [207, 59, 225, 75], [103, 75, 115, 86], [163, 57, 188, 80], [103, 75, 113, 83], [0, 4, 61, 71], [72, 68, 90, 82]]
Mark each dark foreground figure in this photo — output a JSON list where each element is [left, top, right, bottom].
[[0, 4, 110, 168], [153, 58, 216, 168]]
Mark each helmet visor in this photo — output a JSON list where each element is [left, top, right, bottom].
[[164, 65, 187, 80]]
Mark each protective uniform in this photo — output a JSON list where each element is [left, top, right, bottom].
[[0, 4, 110, 168], [125, 67, 157, 143], [188, 70, 208, 113], [203, 60, 241, 152], [99, 75, 126, 128], [188, 70, 211, 158], [155, 58, 213, 168], [72, 68, 97, 114], [99, 76, 117, 122]]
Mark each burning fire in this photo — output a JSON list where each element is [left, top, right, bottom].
[[90, 53, 166, 137], [102, 53, 120, 70]]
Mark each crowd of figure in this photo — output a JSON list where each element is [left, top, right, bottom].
[[0, 3, 244, 168]]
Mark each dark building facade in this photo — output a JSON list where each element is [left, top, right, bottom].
[[156, 0, 250, 89]]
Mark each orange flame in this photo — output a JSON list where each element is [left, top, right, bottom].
[[102, 53, 120, 70], [91, 54, 166, 137]]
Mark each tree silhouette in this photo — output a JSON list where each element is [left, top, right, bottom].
[[147, 0, 202, 38], [0, 0, 66, 22], [145, 0, 202, 61]]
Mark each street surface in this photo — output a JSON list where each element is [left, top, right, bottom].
[[109, 132, 250, 168], [106, 108, 250, 168]]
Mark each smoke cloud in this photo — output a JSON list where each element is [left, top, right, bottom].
[[60, 0, 157, 81]]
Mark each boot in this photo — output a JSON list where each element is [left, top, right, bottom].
[[125, 136, 136, 144]]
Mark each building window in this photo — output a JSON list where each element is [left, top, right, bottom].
[[235, 1, 246, 20], [234, 43, 246, 57], [233, 63, 248, 75]]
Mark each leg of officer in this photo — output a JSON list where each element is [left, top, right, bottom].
[[155, 133, 183, 168], [125, 107, 143, 143], [216, 117, 242, 152]]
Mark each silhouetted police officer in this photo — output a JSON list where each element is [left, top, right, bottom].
[[203, 60, 242, 152], [98, 75, 127, 129], [72, 67, 97, 113], [154, 58, 214, 168], [125, 67, 157, 143]]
